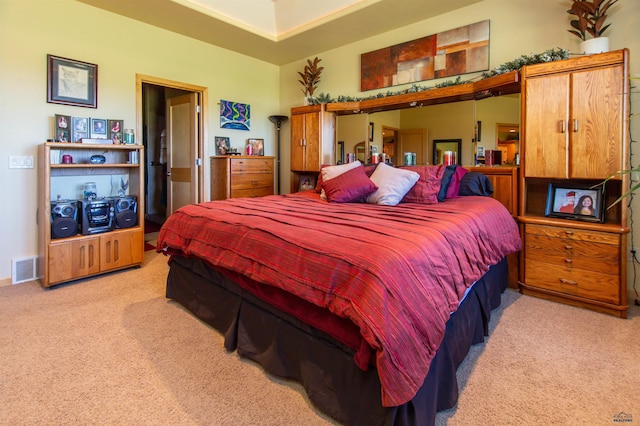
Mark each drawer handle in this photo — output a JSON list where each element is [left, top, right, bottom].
[[564, 230, 574, 236], [564, 245, 573, 250], [564, 258, 573, 264], [560, 278, 578, 285]]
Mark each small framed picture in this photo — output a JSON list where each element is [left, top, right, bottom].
[[90, 118, 108, 139], [369, 122, 374, 142], [108, 119, 123, 144], [545, 183, 605, 223], [54, 114, 70, 142], [215, 136, 230, 155], [248, 138, 264, 156], [71, 116, 89, 142], [298, 174, 317, 192], [47, 54, 97, 108]]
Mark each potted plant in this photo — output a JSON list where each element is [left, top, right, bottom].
[[567, 0, 619, 54]]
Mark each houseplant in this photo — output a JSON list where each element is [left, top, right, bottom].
[[567, 0, 619, 54]]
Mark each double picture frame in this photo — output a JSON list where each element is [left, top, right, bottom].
[[545, 182, 605, 223]]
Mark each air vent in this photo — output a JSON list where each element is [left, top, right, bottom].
[[12, 256, 39, 284]]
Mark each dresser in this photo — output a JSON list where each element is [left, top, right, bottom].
[[210, 156, 275, 200]]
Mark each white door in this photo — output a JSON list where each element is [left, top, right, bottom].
[[166, 93, 199, 215]]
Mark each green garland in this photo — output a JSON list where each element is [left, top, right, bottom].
[[308, 47, 569, 105]]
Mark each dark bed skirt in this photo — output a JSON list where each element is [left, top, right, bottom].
[[166, 256, 508, 426]]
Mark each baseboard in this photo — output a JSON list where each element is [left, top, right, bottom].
[[0, 277, 12, 287]]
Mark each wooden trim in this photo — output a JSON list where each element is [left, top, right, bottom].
[[324, 70, 520, 115]]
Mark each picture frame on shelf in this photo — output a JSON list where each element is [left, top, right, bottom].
[[248, 138, 264, 156], [215, 136, 230, 155], [47, 54, 97, 108], [545, 183, 605, 223], [54, 114, 70, 142], [71, 116, 89, 142], [108, 119, 123, 144], [90, 118, 108, 139], [298, 174, 317, 192]]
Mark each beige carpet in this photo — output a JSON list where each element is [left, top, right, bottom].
[[1, 249, 638, 425]]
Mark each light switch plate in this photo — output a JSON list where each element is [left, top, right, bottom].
[[9, 155, 34, 169]]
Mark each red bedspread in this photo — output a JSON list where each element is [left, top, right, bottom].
[[157, 192, 521, 406]]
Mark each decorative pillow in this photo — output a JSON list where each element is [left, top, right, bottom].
[[315, 161, 373, 193], [319, 161, 362, 199], [437, 165, 457, 202], [445, 166, 469, 199], [322, 165, 378, 203], [399, 165, 445, 204], [366, 163, 420, 206], [459, 172, 494, 196]]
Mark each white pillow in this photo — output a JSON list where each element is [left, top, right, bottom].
[[366, 163, 420, 206], [320, 160, 362, 199]]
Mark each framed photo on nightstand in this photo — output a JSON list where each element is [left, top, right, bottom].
[[545, 183, 604, 223]]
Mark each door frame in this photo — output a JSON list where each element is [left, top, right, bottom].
[[135, 74, 207, 210]]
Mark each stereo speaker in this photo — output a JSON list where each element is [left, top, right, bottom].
[[50, 200, 79, 239], [111, 196, 138, 229]]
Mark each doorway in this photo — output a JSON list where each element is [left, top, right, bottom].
[[136, 75, 207, 227]]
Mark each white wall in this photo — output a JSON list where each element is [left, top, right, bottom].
[[0, 0, 280, 282]]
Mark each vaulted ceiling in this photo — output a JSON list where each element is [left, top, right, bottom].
[[76, 0, 482, 65]]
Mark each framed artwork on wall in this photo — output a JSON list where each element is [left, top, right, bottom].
[[47, 54, 97, 108]]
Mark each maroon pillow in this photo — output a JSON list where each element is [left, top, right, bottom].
[[399, 165, 445, 204], [322, 166, 378, 203], [315, 164, 329, 193], [446, 166, 469, 199]]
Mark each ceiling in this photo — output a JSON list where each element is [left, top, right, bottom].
[[76, 0, 482, 65]]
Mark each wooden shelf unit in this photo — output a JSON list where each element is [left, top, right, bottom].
[[518, 49, 630, 318], [38, 142, 145, 287]]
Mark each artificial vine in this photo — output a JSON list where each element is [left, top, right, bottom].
[[307, 47, 570, 105]]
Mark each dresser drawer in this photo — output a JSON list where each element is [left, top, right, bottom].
[[231, 187, 274, 198], [524, 259, 620, 304], [231, 158, 274, 174], [524, 223, 619, 245], [525, 233, 619, 275]]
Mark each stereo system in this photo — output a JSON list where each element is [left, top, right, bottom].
[[50, 196, 138, 239]]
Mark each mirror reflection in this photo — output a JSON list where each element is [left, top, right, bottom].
[[335, 93, 520, 166]]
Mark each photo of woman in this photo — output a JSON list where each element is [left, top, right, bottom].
[[574, 195, 596, 216]]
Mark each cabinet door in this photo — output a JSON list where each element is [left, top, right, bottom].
[[303, 111, 321, 171], [569, 66, 624, 179], [48, 238, 99, 284], [291, 114, 306, 171], [524, 74, 569, 178], [100, 229, 143, 271]]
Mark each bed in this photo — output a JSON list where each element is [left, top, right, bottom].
[[157, 163, 521, 425]]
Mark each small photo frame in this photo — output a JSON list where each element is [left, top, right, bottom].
[[47, 55, 97, 108], [298, 174, 317, 192], [71, 116, 89, 142], [108, 119, 123, 144], [545, 183, 604, 223], [54, 114, 70, 142], [215, 136, 230, 155], [248, 138, 264, 156], [369, 122, 374, 142], [90, 118, 108, 139]]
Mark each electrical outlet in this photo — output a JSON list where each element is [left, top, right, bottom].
[[632, 171, 640, 182]]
